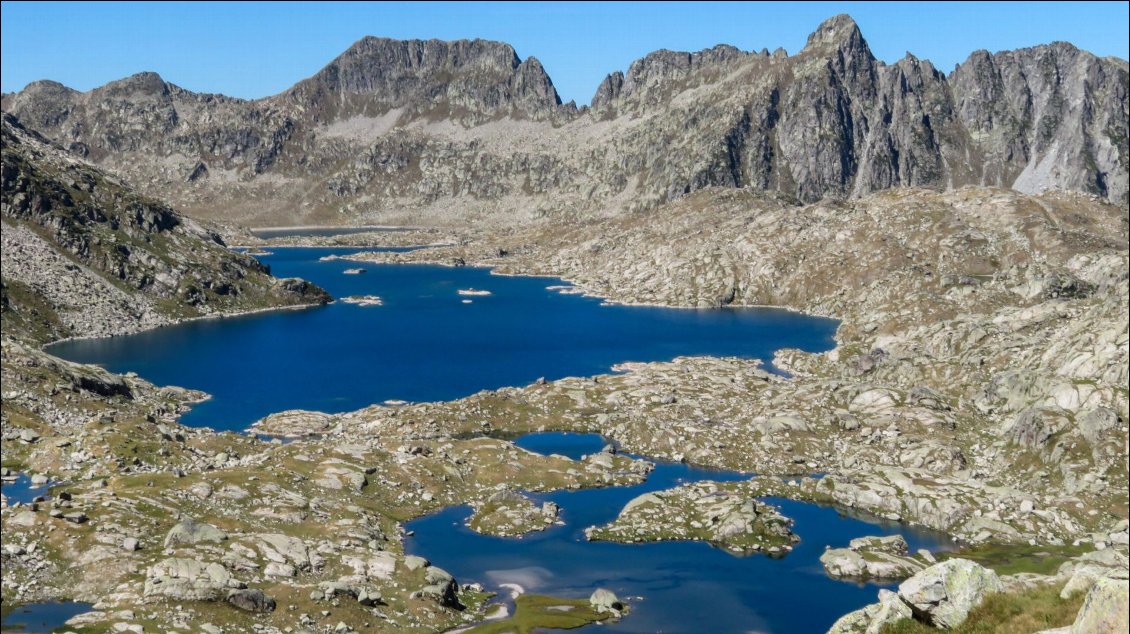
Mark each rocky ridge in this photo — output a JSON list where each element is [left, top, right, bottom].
[[0, 113, 330, 343], [830, 558, 1005, 632], [2, 15, 1126, 228]]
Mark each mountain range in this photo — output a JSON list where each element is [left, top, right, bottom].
[[3, 14, 1126, 228]]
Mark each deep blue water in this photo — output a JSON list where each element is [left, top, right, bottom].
[[513, 431, 608, 461], [406, 432, 953, 634], [0, 601, 93, 632], [48, 248, 838, 432], [0, 475, 50, 506]]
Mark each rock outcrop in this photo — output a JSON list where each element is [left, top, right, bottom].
[[589, 588, 624, 615], [585, 480, 798, 555], [820, 535, 931, 579], [832, 559, 1004, 631], [898, 559, 1005, 628], [163, 519, 228, 548], [144, 557, 244, 602], [466, 489, 561, 537]]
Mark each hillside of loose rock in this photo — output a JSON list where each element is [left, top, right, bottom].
[[1, 113, 330, 344]]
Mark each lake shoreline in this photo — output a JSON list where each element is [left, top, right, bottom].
[[49, 247, 837, 431]]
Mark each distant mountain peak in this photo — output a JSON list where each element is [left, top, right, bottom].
[[287, 36, 562, 121], [99, 71, 170, 97], [803, 14, 873, 60], [22, 79, 77, 94]]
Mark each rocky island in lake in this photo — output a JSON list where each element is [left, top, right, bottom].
[[2, 6, 1128, 634]]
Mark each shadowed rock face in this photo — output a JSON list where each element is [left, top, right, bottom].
[[950, 42, 1129, 203], [2, 15, 1126, 227], [0, 113, 330, 343]]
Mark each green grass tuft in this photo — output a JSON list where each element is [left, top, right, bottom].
[[464, 594, 611, 633], [939, 543, 1091, 576]]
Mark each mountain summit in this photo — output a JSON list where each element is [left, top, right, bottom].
[[285, 37, 565, 122]]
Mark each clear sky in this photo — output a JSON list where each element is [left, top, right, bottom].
[[2, 1, 1127, 106]]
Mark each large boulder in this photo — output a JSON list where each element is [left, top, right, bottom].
[[1077, 407, 1120, 445], [1070, 577, 1128, 634], [827, 589, 912, 634], [163, 519, 228, 548], [144, 558, 242, 601], [589, 588, 623, 613], [404, 555, 429, 571], [897, 559, 1003, 628], [257, 533, 322, 571], [227, 589, 276, 613], [420, 566, 461, 609]]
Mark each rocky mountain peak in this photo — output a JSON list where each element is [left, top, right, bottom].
[[19, 79, 78, 97], [97, 71, 171, 99], [512, 55, 563, 107], [593, 44, 748, 111], [320, 36, 523, 90], [591, 71, 625, 110], [802, 14, 872, 60], [285, 36, 562, 121]]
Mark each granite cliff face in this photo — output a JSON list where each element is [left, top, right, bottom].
[[951, 41, 1129, 202], [285, 37, 567, 123], [3, 16, 1126, 226], [0, 114, 329, 343]]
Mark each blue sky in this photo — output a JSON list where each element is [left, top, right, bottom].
[[2, 2, 1127, 105]]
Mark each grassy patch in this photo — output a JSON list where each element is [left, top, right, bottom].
[[881, 582, 1083, 634], [465, 595, 610, 634], [940, 543, 1091, 576], [0, 277, 67, 344]]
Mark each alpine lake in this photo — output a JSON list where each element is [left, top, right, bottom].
[[36, 247, 954, 633]]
